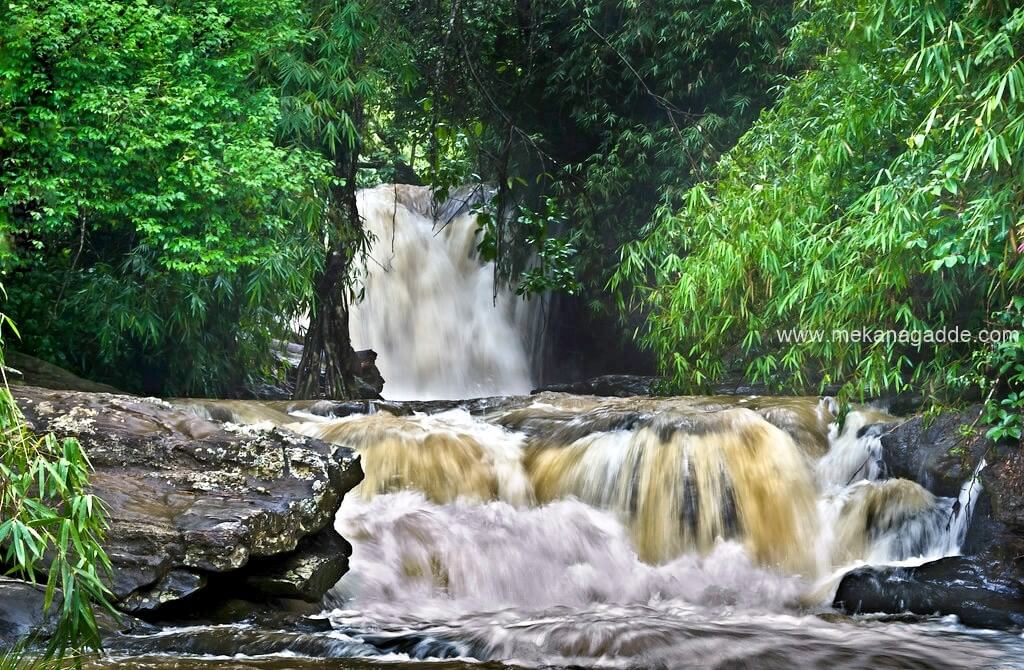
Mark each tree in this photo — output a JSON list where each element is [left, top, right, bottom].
[[269, 0, 383, 399], [612, 0, 1024, 425], [0, 0, 327, 396]]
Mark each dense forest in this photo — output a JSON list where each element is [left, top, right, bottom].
[[2, 0, 1023, 422]]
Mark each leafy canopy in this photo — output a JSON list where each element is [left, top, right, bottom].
[[614, 0, 1024, 422], [0, 0, 329, 395]]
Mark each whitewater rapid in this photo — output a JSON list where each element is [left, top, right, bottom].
[[154, 393, 1020, 669]]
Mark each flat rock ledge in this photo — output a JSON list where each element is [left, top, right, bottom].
[[12, 386, 363, 618]]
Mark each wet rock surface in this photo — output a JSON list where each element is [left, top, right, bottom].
[[0, 578, 54, 647], [834, 556, 1024, 629], [879, 407, 989, 497], [241, 528, 352, 602], [12, 385, 363, 616], [0, 577, 153, 647], [532, 374, 661, 397], [987, 446, 1024, 535], [6, 351, 121, 394]]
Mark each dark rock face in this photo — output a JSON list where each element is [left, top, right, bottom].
[[242, 530, 352, 602], [6, 351, 121, 394], [875, 406, 1024, 561], [532, 375, 661, 397], [987, 446, 1024, 535], [834, 556, 1024, 629], [12, 386, 362, 615], [0, 577, 151, 648], [353, 349, 385, 399], [0, 579, 53, 647], [879, 407, 988, 498]]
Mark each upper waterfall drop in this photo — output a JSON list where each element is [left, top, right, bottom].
[[349, 184, 534, 400]]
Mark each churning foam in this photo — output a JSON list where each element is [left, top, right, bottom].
[[287, 396, 983, 596], [192, 393, 983, 618]]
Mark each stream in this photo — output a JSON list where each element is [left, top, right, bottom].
[[95, 394, 1024, 669], [93, 186, 1024, 669]]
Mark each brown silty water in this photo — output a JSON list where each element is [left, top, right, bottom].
[[110, 186, 1020, 669], [131, 392, 1022, 669]]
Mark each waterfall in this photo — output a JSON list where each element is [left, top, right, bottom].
[[349, 185, 533, 400], [281, 395, 980, 590]]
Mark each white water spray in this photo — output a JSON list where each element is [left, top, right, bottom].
[[349, 185, 533, 400], [162, 394, 1017, 668]]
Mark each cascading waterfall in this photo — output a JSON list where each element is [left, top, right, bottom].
[[288, 396, 979, 584], [171, 394, 1009, 668], [349, 185, 533, 400]]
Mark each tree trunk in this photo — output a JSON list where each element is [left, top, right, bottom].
[[294, 112, 364, 400], [293, 249, 357, 399]]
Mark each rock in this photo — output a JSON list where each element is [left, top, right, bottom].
[[353, 349, 385, 399], [532, 375, 661, 397], [241, 529, 352, 602], [121, 570, 208, 613], [267, 394, 535, 420], [833, 556, 1024, 629], [0, 577, 154, 649], [986, 446, 1024, 534], [12, 386, 363, 615], [879, 407, 989, 497], [0, 578, 53, 647], [5, 351, 121, 394]]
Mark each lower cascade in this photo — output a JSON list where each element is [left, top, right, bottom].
[[143, 392, 1012, 669]]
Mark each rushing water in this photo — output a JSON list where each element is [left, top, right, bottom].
[[348, 185, 533, 400], [102, 185, 1023, 668], [107, 393, 1024, 669]]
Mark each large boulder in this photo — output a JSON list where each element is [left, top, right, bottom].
[[12, 386, 362, 616], [834, 556, 1024, 629], [879, 407, 989, 497]]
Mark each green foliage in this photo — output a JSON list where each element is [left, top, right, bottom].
[[0, 314, 114, 655], [615, 0, 1024, 414], [373, 0, 794, 306], [544, 0, 792, 289], [983, 299, 1024, 440], [0, 0, 800, 393], [0, 0, 329, 395], [510, 198, 582, 297], [0, 646, 63, 670]]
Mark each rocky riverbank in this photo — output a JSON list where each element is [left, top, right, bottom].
[[4, 356, 1024, 656], [832, 404, 1024, 626], [2, 384, 363, 645]]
